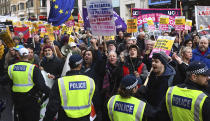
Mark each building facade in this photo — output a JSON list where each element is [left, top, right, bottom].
[[10, 0, 49, 21], [120, 0, 148, 21], [0, 0, 10, 15]]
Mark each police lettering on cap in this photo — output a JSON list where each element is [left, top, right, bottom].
[[121, 75, 138, 90], [69, 54, 83, 68], [186, 61, 210, 76]]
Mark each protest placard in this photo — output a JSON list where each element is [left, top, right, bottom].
[[14, 27, 30, 41], [147, 19, 155, 31], [175, 16, 185, 31], [104, 36, 115, 41], [86, 0, 116, 36], [159, 15, 169, 31], [185, 19, 192, 30], [195, 6, 210, 31], [0, 27, 15, 48], [45, 24, 55, 41], [65, 15, 75, 27], [127, 19, 138, 33], [150, 36, 175, 58], [39, 26, 46, 38]]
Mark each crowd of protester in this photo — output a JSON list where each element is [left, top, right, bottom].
[[0, 27, 209, 121]]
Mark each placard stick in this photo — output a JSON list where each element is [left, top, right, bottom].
[[143, 68, 153, 86], [52, 42, 58, 57]]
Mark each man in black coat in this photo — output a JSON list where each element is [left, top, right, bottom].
[[138, 51, 176, 121]]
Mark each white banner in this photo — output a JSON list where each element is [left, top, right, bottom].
[[86, 0, 116, 36], [195, 6, 210, 31]]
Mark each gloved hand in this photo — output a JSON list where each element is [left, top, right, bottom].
[[137, 85, 148, 95]]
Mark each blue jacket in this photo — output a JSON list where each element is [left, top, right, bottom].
[[191, 47, 210, 68]]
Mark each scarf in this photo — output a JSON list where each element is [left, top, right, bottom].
[[0, 45, 4, 60]]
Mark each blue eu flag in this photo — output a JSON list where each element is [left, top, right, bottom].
[[48, 0, 75, 26]]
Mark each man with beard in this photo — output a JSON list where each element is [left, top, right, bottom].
[[191, 37, 210, 68]]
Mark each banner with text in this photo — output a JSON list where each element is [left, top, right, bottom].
[[195, 6, 210, 31], [86, 0, 116, 36], [132, 8, 181, 31]]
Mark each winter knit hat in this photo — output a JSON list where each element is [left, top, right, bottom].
[[152, 51, 169, 65], [43, 45, 53, 51]]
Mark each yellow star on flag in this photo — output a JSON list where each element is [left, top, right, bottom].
[[54, 5, 58, 9], [65, 11, 69, 15], [59, 9, 63, 14], [52, 0, 56, 2]]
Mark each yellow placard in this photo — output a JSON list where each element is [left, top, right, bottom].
[[185, 20, 192, 26], [154, 36, 175, 51], [175, 17, 185, 25], [25, 21, 32, 27], [67, 26, 73, 35], [61, 25, 67, 34], [14, 21, 22, 27], [127, 19, 138, 33], [147, 19, 154, 26], [69, 35, 75, 43], [159, 16, 169, 25], [45, 24, 55, 41], [0, 27, 15, 48], [32, 22, 39, 33], [104, 36, 115, 41]]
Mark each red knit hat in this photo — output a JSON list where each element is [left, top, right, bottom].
[[43, 45, 53, 51]]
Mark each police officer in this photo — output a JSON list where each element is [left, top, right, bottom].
[[162, 61, 210, 121], [107, 75, 158, 121], [8, 47, 50, 121], [43, 54, 95, 121]]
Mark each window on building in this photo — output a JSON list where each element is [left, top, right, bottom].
[[19, 3, 24, 10], [40, 0, 46, 7], [12, 5, 16, 12], [27, 0, 33, 8]]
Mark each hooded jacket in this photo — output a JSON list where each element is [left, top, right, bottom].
[[138, 64, 176, 121]]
